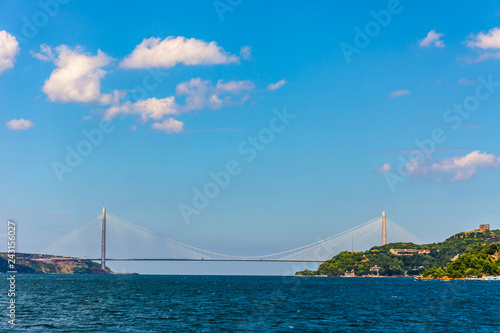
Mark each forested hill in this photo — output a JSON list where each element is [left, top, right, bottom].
[[296, 228, 500, 277], [422, 243, 500, 278]]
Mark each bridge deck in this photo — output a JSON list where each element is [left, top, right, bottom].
[[32, 258, 325, 262]]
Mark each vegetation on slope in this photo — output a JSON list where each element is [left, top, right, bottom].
[[296, 229, 500, 277], [422, 244, 500, 278]]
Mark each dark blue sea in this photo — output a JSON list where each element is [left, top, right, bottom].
[[1, 275, 500, 332]]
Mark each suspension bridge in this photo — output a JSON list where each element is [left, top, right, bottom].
[[29, 208, 422, 269]]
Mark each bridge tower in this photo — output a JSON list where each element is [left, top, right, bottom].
[[101, 206, 106, 270], [381, 211, 386, 246]]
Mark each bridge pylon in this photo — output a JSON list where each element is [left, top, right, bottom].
[[382, 211, 386, 246], [101, 206, 106, 270]]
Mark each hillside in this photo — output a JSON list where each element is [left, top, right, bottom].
[[0, 253, 113, 274], [296, 228, 500, 277], [423, 244, 500, 278]]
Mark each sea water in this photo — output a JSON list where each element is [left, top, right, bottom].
[[1, 275, 499, 332]]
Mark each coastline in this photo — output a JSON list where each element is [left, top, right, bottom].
[[416, 276, 500, 281]]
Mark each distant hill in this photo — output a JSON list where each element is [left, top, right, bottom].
[[296, 228, 500, 277], [0, 253, 113, 274]]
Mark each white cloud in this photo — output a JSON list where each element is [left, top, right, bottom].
[[404, 151, 500, 182], [466, 27, 500, 49], [463, 28, 500, 62], [105, 97, 183, 134], [120, 36, 239, 69], [419, 30, 445, 47], [431, 151, 500, 181], [404, 155, 429, 178], [267, 79, 286, 91], [5, 118, 35, 130], [151, 118, 184, 134], [215, 80, 254, 93], [376, 163, 391, 174], [104, 78, 254, 134], [34, 44, 120, 104], [31, 44, 55, 62], [389, 90, 410, 98], [240, 46, 252, 60], [104, 96, 182, 134], [82, 115, 93, 121], [466, 51, 500, 63], [176, 78, 254, 111], [104, 96, 178, 122], [458, 78, 478, 85], [0, 30, 20, 74]]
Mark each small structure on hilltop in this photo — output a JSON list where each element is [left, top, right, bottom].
[[455, 224, 494, 238], [478, 224, 490, 232]]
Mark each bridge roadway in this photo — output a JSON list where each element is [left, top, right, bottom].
[[31, 258, 325, 262]]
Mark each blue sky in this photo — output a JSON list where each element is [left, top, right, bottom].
[[2, 0, 500, 274]]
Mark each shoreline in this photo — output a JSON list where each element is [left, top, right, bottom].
[[416, 276, 500, 281]]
